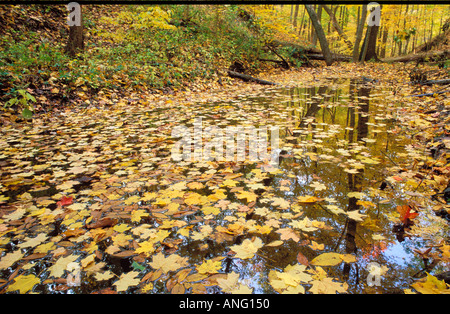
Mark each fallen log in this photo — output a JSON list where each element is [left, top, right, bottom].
[[227, 70, 277, 86], [259, 58, 288, 67], [383, 50, 449, 63], [266, 45, 290, 69], [408, 90, 449, 97], [307, 53, 352, 62], [419, 79, 450, 86], [269, 39, 351, 63]]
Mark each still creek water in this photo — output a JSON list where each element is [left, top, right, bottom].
[[174, 78, 448, 293], [0, 77, 448, 294]]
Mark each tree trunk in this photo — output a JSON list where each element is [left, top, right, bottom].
[[65, 4, 84, 57], [305, 4, 333, 66], [352, 6, 367, 62], [359, 4, 380, 62], [311, 5, 322, 48], [360, 24, 379, 62], [293, 4, 299, 30], [380, 26, 389, 58]]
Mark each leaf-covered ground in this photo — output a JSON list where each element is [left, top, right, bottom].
[[0, 63, 449, 294]]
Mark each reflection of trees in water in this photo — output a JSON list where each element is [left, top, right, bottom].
[[342, 79, 371, 284], [270, 80, 419, 292]]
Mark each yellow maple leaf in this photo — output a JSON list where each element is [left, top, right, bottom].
[[124, 195, 140, 205], [346, 210, 367, 222], [309, 181, 327, 191], [236, 190, 258, 203], [184, 192, 210, 206], [141, 192, 157, 201], [217, 272, 240, 293], [3, 207, 26, 221], [0, 250, 24, 270], [113, 271, 140, 292], [347, 192, 366, 199], [208, 189, 227, 202], [411, 273, 450, 294], [221, 179, 238, 187], [6, 274, 40, 293], [170, 181, 187, 191], [230, 237, 263, 259], [196, 259, 222, 274], [48, 254, 79, 278], [131, 209, 149, 222], [310, 252, 356, 266], [17, 233, 48, 249], [309, 277, 348, 294], [107, 193, 122, 201], [271, 197, 290, 209], [276, 227, 300, 242], [113, 223, 132, 233], [308, 241, 325, 251], [112, 233, 133, 247], [148, 252, 188, 273], [135, 240, 155, 256], [201, 206, 220, 215]]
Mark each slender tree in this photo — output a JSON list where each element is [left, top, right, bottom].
[[353, 5, 367, 62], [359, 4, 380, 62], [305, 4, 333, 66]]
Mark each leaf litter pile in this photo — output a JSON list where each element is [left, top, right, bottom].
[[1, 64, 449, 294]]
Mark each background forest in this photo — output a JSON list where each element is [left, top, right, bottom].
[[1, 4, 449, 113]]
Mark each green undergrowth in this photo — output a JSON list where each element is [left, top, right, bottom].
[[0, 4, 292, 113]]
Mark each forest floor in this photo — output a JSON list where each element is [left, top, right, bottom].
[[0, 61, 449, 294]]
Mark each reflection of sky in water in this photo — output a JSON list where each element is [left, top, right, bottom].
[[383, 240, 415, 267]]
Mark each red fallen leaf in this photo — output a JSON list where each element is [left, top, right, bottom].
[[397, 205, 419, 224], [57, 196, 73, 207], [392, 176, 403, 182]]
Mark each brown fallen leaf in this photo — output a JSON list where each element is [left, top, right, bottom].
[[297, 251, 309, 266], [171, 283, 185, 294], [86, 218, 118, 229]]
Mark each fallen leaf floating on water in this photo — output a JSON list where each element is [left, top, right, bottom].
[[230, 237, 264, 259], [113, 271, 141, 292], [6, 274, 41, 294], [309, 277, 349, 294], [411, 273, 450, 294], [346, 210, 367, 222], [310, 252, 357, 266], [397, 205, 419, 224], [297, 195, 322, 204], [148, 252, 189, 273], [56, 195, 73, 207]]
